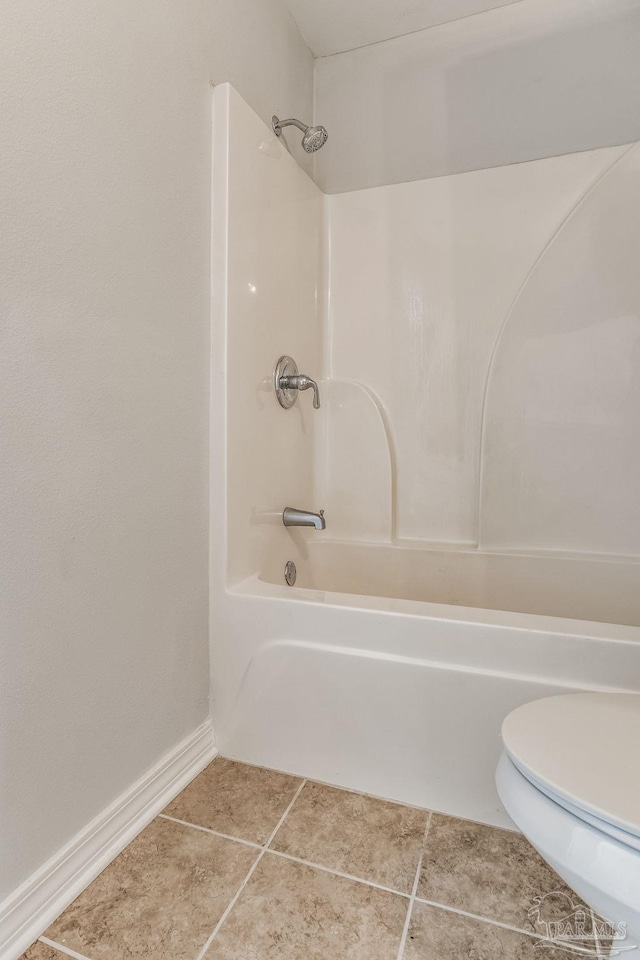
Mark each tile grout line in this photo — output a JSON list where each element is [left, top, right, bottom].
[[264, 779, 307, 850], [396, 812, 433, 960], [161, 811, 412, 899], [415, 897, 538, 938], [192, 779, 307, 960], [158, 813, 264, 849], [266, 848, 411, 898], [414, 896, 599, 952], [38, 936, 95, 960]]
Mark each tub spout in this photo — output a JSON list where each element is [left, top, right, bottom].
[[283, 507, 326, 530]]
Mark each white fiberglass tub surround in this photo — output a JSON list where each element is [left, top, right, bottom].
[[265, 541, 640, 628], [211, 85, 640, 830]]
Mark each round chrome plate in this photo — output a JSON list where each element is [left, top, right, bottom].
[[274, 355, 299, 409], [284, 560, 297, 586]]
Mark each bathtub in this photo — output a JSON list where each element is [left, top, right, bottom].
[[211, 540, 640, 829], [276, 541, 640, 627]]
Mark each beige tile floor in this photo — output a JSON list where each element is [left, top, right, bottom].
[[21, 757, 609, 960]]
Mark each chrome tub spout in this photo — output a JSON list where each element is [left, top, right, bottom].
[[282, 507, 326, 530]]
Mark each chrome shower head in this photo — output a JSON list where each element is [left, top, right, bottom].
[[272, 116, 329, 153], [301, 124, 329, 153]]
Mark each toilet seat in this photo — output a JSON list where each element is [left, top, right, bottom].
[[510, 759, 640, 852], [502, 692, 640, 847]]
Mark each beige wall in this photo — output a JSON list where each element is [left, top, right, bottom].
[[0, 0, 312, 905]]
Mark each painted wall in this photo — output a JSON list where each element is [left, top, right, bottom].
[[314, 0, 640, 193], [0, 0, 312, 908], [323, 143, 640, 554]]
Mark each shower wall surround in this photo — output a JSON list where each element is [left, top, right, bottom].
[[217, 82, 640, 570], [212, 85, 323, 587], [322, 142, 640, 555]]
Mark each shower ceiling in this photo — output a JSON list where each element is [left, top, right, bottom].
[[285, 0, 525, 57]]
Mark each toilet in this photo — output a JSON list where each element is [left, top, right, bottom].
[[496, 692, 640, 955]]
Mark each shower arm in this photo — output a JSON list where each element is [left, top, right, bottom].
[[273, 118, 307, 136]]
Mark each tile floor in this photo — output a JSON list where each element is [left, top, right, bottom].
[[21, 758, 608, 960]]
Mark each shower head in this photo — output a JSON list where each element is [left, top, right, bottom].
[[301, 125, 329, 153], [272, 116, 328, 153]]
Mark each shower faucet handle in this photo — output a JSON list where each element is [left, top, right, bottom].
[[274, 356, 321, 409], [282, 374, 320, 409]]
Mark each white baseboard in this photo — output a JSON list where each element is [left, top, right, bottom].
[[0, 719, 217, 960]]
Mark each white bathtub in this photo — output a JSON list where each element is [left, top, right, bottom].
[[211, 540, 640, 829], [279, 541, 640, 627]]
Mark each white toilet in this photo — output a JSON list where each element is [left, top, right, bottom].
[[496, 692, 640, 955]]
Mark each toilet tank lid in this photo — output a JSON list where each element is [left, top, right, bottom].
[[502, 692, 640, 840]]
